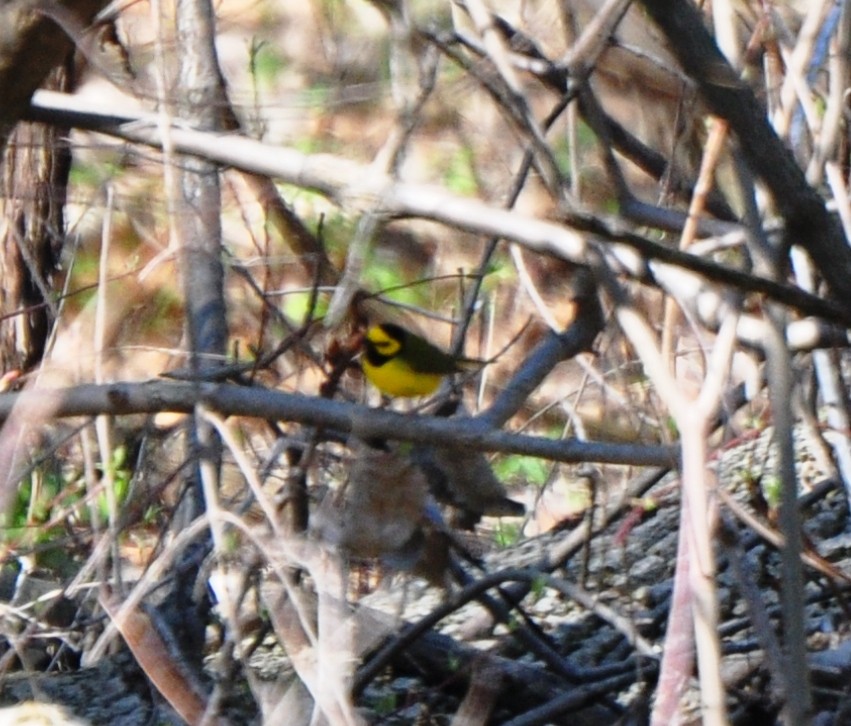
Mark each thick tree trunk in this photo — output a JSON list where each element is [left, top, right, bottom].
[[0, 63, 73, 372], [0, 0, 109, 372], [0, 1, 107, 141]]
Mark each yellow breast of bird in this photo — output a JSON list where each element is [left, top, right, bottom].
[[362, 356, 443, 397]]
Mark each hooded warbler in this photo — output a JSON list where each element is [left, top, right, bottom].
[[361, 323, 473, 398]]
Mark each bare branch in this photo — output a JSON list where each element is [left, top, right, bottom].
[[637, 0, 851, 303], [25, 91, 851, 328], [0, 379, 677, 467]]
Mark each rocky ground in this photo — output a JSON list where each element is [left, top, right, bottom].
[[346, 427, 851, 724], [1, 425, 850, 725]]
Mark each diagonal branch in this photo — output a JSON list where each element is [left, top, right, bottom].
[[637, 0, 851, 304], [24, 91, 851, 328]]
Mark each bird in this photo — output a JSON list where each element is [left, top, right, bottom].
[[360, 322, 475, 398], [413, 442, 526, 528], [411, 399, 525, 528], [313, 437, 453, 587]]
